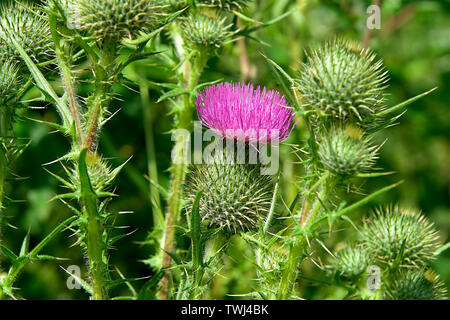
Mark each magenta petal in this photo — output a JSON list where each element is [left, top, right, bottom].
[[196, 82, 296, 143]]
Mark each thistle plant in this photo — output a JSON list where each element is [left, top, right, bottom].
[[0, 0, 447, 302]]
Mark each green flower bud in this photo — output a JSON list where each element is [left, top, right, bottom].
[[317, 125, 379, 176], [385, 269, 447, 300], [69, 154, 117, 194], [68, 0, 167, 41], [186, 160, 273, 233], [196, 0, 250, 11], [180, 13, 233, 53], [0, 60, 21, 105], [295, 39, 388, 127], [0, 3, 54, 67], [362, 206, 441, 268], [331, 245, 370, 281]]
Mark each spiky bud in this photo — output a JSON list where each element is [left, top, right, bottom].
[[68, 0, 167, 41], [186, 157, 273, 233], [0, 60, 21, 105], [317, 125, 379, 176], [0, 3, 54, 67], [196, 0, 250, 11], [180, 14, 233, 53], [385, 270, 447, 300], [295, 39, 388, 127], [361, 206, 441, 268], [331, 245, 370, 281], [68, 154, 117, 194]]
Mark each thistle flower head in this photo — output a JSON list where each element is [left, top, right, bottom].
[[385, 270, 447, 300], [196, 82, 296, 143], [331, 245, 370, 281], [180, 14, 233, 53], [0, 3, 54, 66], [196, 0, 250, 11], [317, 125, 379, 176], [361, 206, 441, 268], [295, 39, 388, 127], [0, 60, 21, 105], [186, 154, 273, 233], [68, 0, 167, 41]]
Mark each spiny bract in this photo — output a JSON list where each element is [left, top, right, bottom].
[[0, 3, 54, 66], [361, 206, 441, 268], [295, 39, 388, 126], [186, 158, 273, 233], [385, 270, 447, 300], [68, 0, 167, 41], [196, 0, 250, 11], [0, 60, 21, 105], [317, 125, 379, 176], [180, 14, 233, 52], [68, 155, 119, 194], [331, 245, 370, 281]]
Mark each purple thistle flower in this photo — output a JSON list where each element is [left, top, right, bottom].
[[196, 82, 296, 143]]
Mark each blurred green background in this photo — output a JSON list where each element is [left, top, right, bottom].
[[1, 0, 449, 299]]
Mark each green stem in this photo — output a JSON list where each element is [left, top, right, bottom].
[[139, 83, 164, 229], [276, 173, 331, 299], [83, 40, 116, 152], [0, 108, 9, 243], [159, 48, 206, 299], [78, 149, 109, 300]]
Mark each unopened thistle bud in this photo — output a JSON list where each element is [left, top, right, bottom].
[[68, 0, 167, 41], [385, 269, 447, 300], [180, 14, 233, 54], [186, 160, 273, 233], [317, 125, 379, 176], [68, 154, 117, 194], [0, 3, 54, 67], [0, 60, 21, 105], [361, 206, 441, 268], [196, 0, 250, 11], [295, 39, 388, 127], [331, 245, 370, 281]]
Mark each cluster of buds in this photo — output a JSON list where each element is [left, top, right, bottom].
[[295, 39, 389, 179], [329, 206, 445, 299]]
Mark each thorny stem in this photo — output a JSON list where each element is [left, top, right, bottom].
[[83, 40, 117, 152], [159, 26, 206, 299], [0, 107, 9, 242], [277, 172, 331, 299], [139, 82, 164, 229]]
